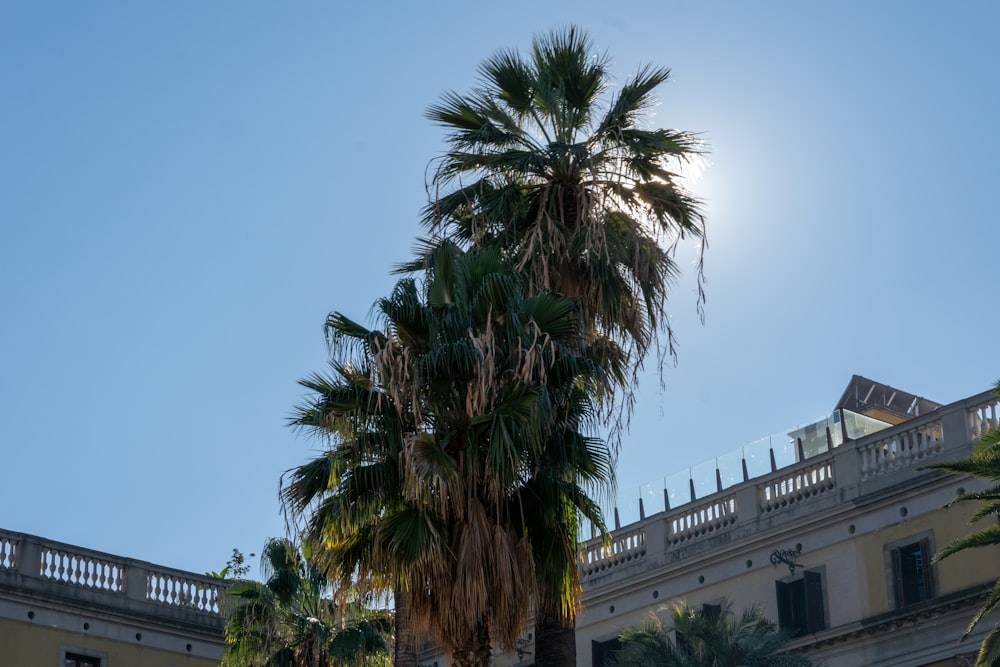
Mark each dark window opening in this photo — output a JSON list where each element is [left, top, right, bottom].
[[592, 637, 622, 667], [65, 654, 101, 667], [702, 603, 722, 622], [776, 569, 825, 637], [892, 538, 933, 608]]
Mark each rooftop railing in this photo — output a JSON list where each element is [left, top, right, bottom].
[[0, 529, 227, 618], [587, 409, 890, 536], [580, 389, 999, 582]]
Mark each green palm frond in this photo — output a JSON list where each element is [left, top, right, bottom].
[[611, 601, 813, 667], [595, 64, 671, 135], [221, 540, 392, 667], [934, 525, 1000, 561]]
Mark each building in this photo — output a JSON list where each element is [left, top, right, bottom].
[[0, 529, 226, 666], [482, 377, 1000, 667]]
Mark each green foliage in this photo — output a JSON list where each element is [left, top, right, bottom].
[[220, 538, 391, 667], [611, 601, 813, 667], [283, 242, 612, 660], [287, 27, 706, 665], [423, 26, 706, 413], [922, 380, 1000, 667], [207, 548, 255, 580]]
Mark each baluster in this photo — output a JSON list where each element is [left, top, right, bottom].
[[900, 430, 913, 466]]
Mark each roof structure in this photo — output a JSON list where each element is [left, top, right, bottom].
[[834, 374, 942, 425]]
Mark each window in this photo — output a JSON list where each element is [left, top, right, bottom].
[[775, 569, 825, 637], [591, 636, 621, 667], [64, 652, 102, 667], [701, 602, 722, 622], [891, 538, 933, 608]]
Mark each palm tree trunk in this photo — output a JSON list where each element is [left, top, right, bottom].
[[450, 622, 492, 667], [534, 606, 576, 667], [394, 588, 418, 667]]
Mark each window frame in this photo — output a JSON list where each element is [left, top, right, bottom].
[[886, 535, 935, 609], [775, 567, 826, 637], [61, 647, 106, 667], [591, 635, 622, 667]]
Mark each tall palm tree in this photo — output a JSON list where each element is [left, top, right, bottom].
[[923, 380, 1000, 667], [283, 242, 612, 667], [424, 26, 705, 384], [611, 601, 813, 667], [422, 27, 707, 665], [221, 538, 391, 667]]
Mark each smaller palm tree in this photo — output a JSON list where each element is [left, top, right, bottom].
[[611, 601, 813, 667], [923, 380, 1000, 667], [221, 538, 391, 667]]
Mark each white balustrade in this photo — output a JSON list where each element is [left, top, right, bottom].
[[0, 535, 16, 570], [147, 570, 224, 614], [967, 396, 1000, 440], [758, 459, 834, 513], [40, 546, 123, 592], [669, 495, 737, 545], [858, 419, 944, 480], [581, 527, 646, 577]]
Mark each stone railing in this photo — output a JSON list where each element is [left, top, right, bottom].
[[581, 527, 646, 577], [858, 419, 944, 480], [669, 495, 737, 545], [41, 543, 125, 592], [0, 534, 16, 570], [148, 569, 225, 613], [580, 388, 994, 581], [758, 458, 835, 513], [0, 529, 226, 617], [967, 394, 1000, 440]]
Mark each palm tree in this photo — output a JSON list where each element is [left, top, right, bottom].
[[423, 29, 707, 664], [424, 26, 705, 384], [611, 601, 813, 667], [283, 242, 612, 667], [922, 380, 1000, 667], [221, 538, 391, 667]]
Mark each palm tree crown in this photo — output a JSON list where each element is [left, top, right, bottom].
[[424, 26, 706, 393], [283, 242, 612, 666], [221, 538, 390, 667], [611, 601, 813, 667]]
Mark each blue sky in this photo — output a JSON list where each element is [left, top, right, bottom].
[[2, 1, 997, 575]]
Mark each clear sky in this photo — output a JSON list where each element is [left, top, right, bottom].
[[2, 1, 997, 575]]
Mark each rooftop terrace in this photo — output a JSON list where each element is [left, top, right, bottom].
[[581, 383, 998, 583]]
